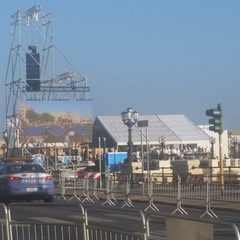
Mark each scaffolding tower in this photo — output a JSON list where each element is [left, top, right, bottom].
[[4, 5, 92, 156]]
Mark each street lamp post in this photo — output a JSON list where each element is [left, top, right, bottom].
[[232, 137, 240, 159], [209, 137, 216, 159], [121, 107, 139, 162]]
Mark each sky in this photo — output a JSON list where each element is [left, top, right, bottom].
[[1, 1, 240, 134]]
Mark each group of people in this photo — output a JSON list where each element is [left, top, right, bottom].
[[132, 145, 209, 161]]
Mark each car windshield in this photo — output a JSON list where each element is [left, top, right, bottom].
[[6, 164, 46, 174]]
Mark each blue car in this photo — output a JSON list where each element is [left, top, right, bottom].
[[0, 158, 55, 203]]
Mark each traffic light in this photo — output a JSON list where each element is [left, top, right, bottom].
[[206, 103, 223, 134]]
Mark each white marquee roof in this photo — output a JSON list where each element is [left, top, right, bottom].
[[95, 114, 209, 146]]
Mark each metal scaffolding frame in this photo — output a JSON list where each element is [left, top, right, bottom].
[[4, 5, 92, 156]]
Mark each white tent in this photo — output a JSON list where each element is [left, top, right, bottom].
[[93, 114, 210, 148]]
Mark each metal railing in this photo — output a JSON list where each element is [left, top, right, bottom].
[[0, 203, 147, 240], [54, 171, 240, 218], [0, 203, 239, 240], [145, 211, 240, 240]]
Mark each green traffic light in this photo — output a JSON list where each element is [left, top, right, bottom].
[[206, 108, 221, 117], [206, 104, 223, 134]]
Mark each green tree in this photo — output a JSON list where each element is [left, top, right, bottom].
[[26, 110, 40, 123], [41, 113, 55, 123]]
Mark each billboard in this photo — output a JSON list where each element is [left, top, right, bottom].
[[19, 101, 93, 144]]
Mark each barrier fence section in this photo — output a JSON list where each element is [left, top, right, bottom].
[[5, 203, 85, 240], [135, 173, 240, 212], [83, 206, 147, 240], [0, 203, 147, 240], [54, 171, 240, 216], [0, 203, 239, 240], [145, 211, 240, 240], [0, 203, 9, 240]]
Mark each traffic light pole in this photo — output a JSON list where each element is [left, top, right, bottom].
[[219, 132, 224, 194], [206, 103, 224, 193]]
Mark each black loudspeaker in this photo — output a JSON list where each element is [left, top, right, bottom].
[[26, 46, 40, 91]]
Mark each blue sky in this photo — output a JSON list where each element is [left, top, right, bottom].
[[1, 1, 240, 133]]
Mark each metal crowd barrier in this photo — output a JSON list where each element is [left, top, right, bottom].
[[145, 211, 240, 240], [0, 203, 147, 240], [54, 171, 240, 217], [1, 203, 84, 240], [0, 203, 239, 240], [82, 205, 147, 240]]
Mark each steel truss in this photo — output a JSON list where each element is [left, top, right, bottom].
[[4, 5, 92, 155]]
